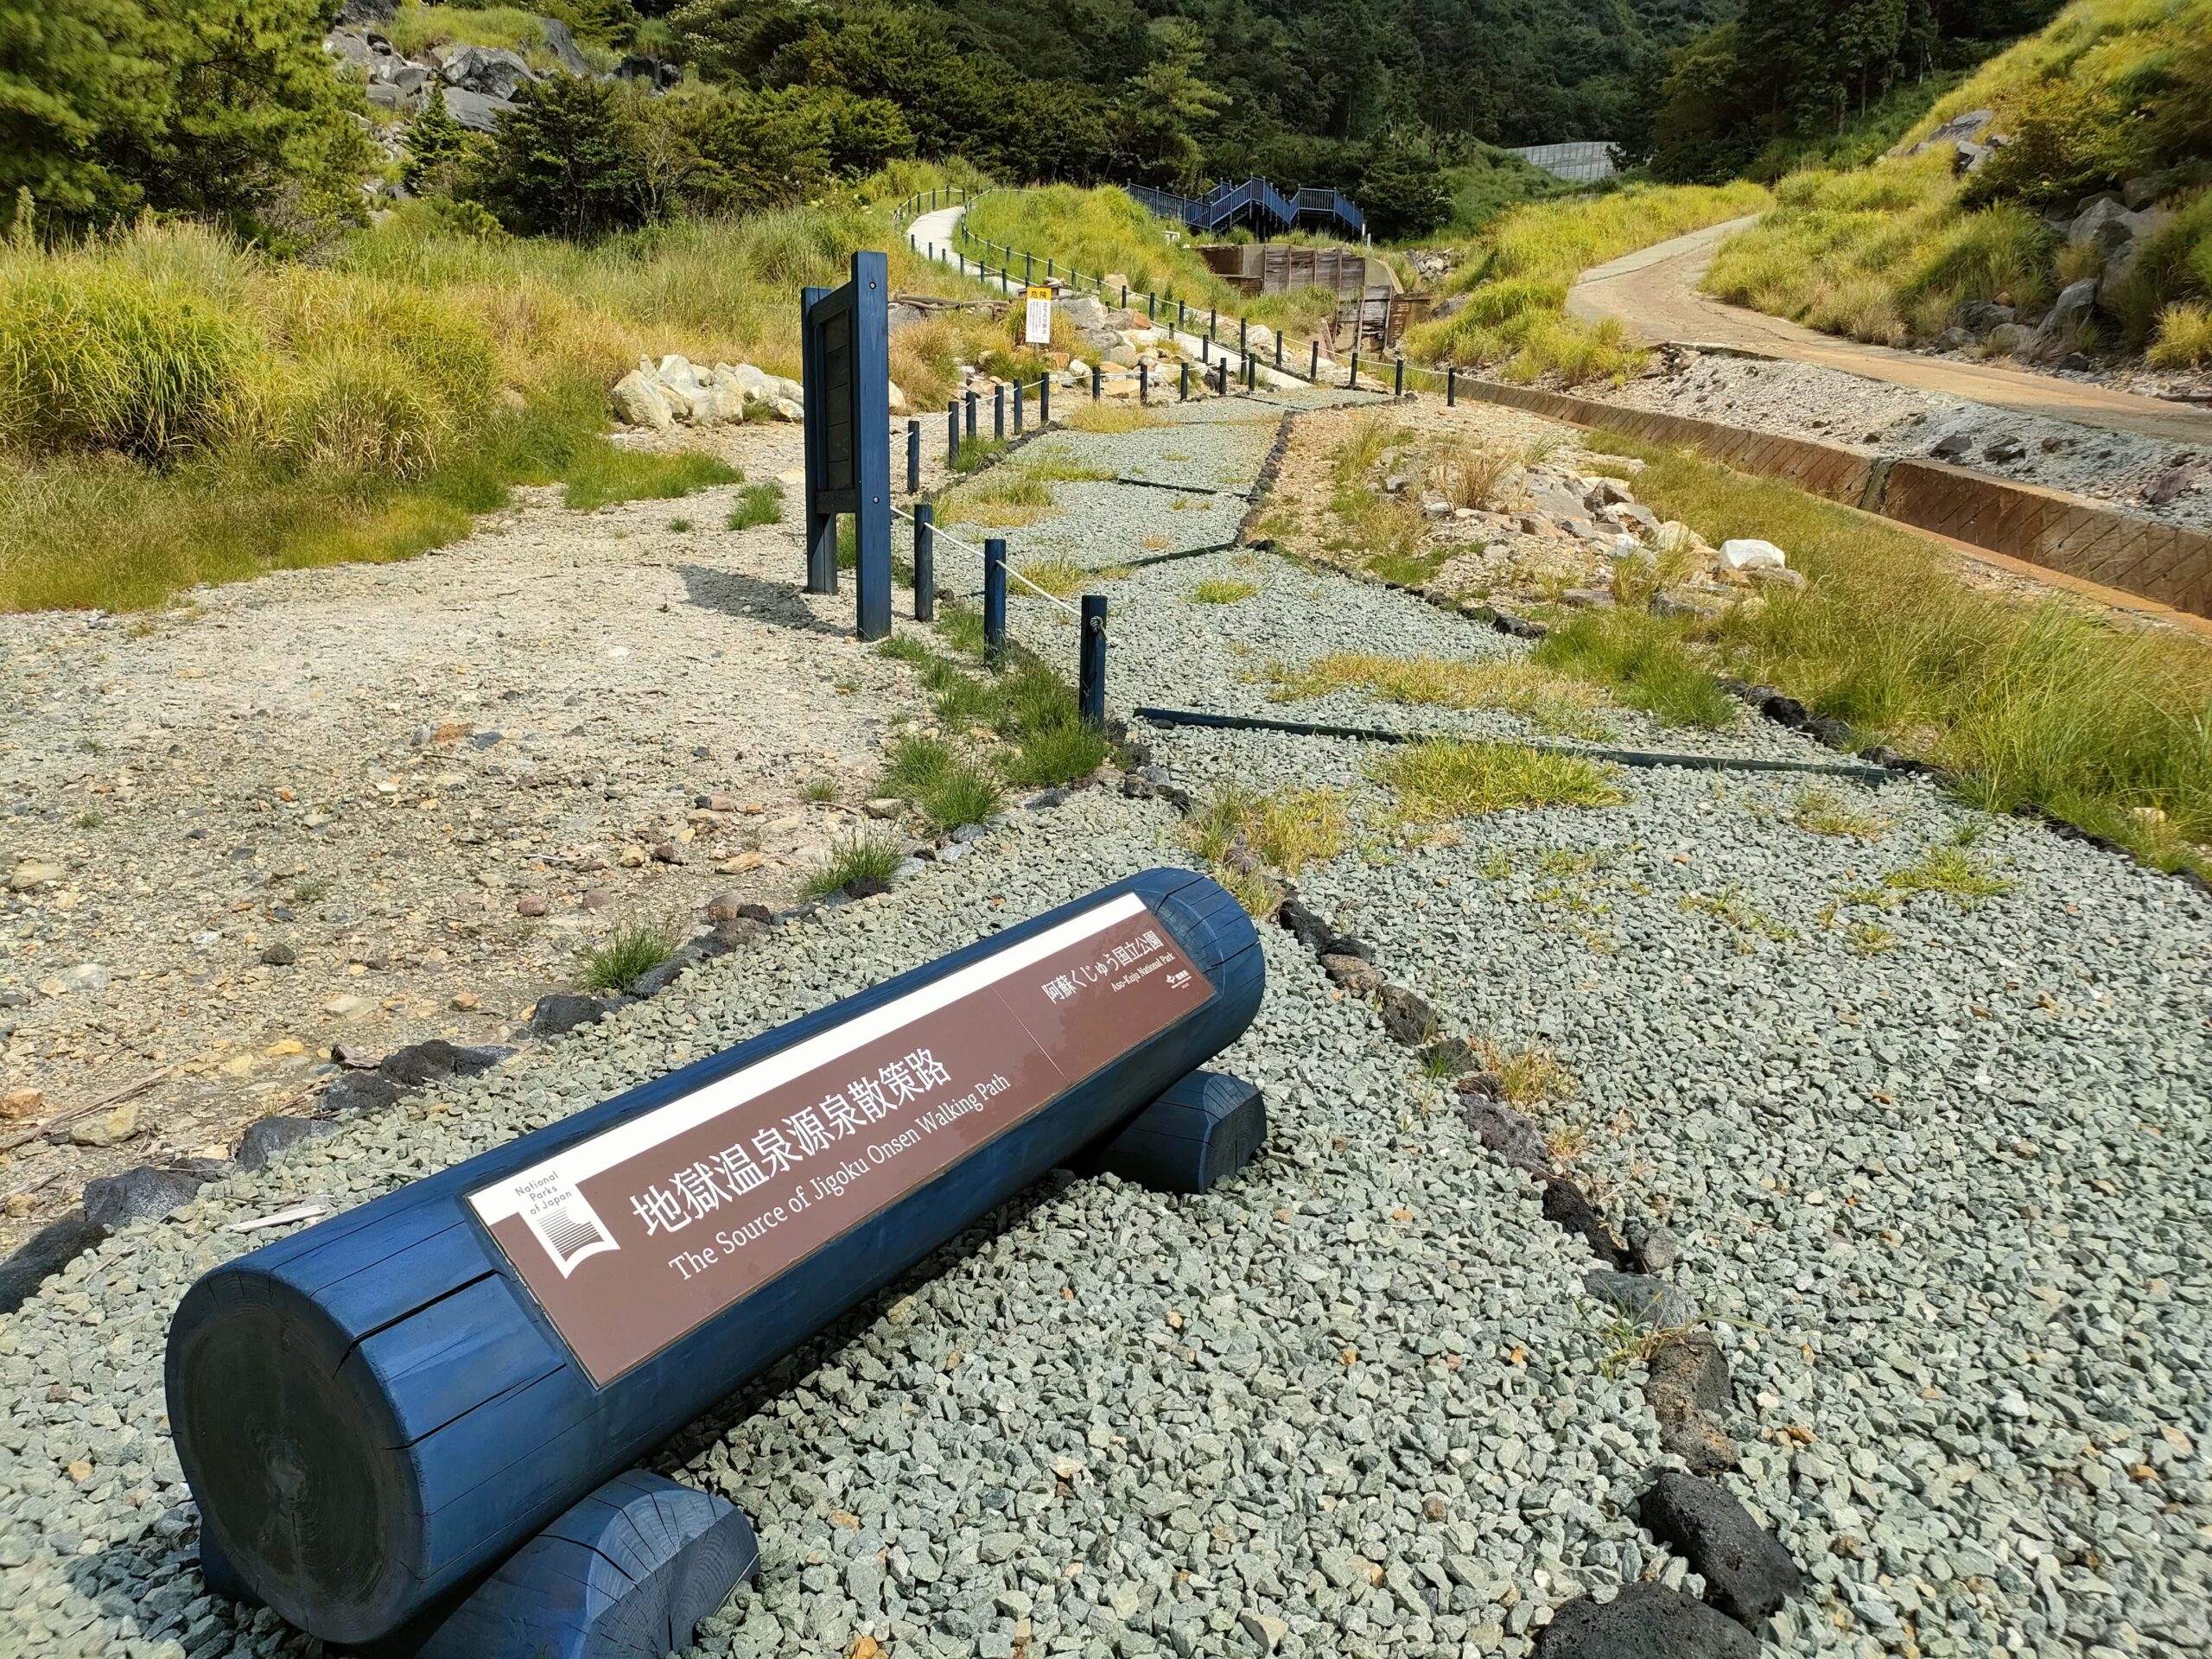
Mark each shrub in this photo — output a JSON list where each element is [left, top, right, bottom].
[[2149, 301, 2212, 366], [803, 832, 904, 899], [0, 256, 256, 459], [580, 914, 680, 990]]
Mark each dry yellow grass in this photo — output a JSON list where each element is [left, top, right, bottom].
[[1267, 652, 1612, 740]]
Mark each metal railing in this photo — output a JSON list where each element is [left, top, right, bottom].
[[1119, 178, 1363, 240]]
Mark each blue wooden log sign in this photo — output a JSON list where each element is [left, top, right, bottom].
[[166, 868, 1263, 1648]]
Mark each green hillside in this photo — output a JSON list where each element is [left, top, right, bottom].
[[1699, 0, 2212, 366]]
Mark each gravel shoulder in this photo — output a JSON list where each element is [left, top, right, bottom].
[[1592, 350, 2212, 537], [0, 420, 968, 1255], [0, 388, 2205, 1659]]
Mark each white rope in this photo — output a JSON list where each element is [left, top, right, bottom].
[[889, 501, 1114, 639]]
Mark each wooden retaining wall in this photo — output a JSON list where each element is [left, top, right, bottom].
[[1453, 379, 2212, 620]]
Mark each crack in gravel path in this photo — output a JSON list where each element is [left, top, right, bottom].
[[0, 389, 2205, 1659]]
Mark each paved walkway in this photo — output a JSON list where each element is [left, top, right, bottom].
[[1567, 217, 2212, 448]]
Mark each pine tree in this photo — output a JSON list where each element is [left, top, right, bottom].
[[0, 0, 170, 223], [401, 89, 469, 197]]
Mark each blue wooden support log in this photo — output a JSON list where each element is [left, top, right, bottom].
[[167, 871, 1262, 1649], [414, 1471, 757, 1659], [1071, 1071, 1266, 1195]]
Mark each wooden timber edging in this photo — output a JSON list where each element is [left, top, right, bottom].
[[1455, 378, 2212, 621]]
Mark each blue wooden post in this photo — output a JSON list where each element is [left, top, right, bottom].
[[1275, 333, 1283, 372], [1039, 373, 1051, 425], [851, 251, 893, 640], [1179, 299, 1186, 328], [1395, 357, 1404, 397], [1209, 307, 1217, 340], [965, 389, 977, 439], [983, 537, 1007, 666], [1447, 366, 1457, 406], [1179, 362, 1190, 401], [798, 284, 836, 595], [1350, 347, 1360, 389], [1048, 257, 1055, 280], [906, 419, 920, 494], [1014, 379, 1025, 434], [166, 871, 1263, 1649], [1309, 340, 1319, 379], [1090, 364, 1102, 401], [994, 384, 1005, 440], [1239, 317, 1247, 358], [1025, 251, 1033, 283], [1139, 362, 1148, 404], [1120, 283, 1128, 308], [913, 502, 934, 622], [1201, 335, 1210, 364], [1148, 293, 1157, 321], [946, 398, 958, 464], [1078, 595, 1106, 728]]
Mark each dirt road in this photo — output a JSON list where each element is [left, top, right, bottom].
[[1568, 217, 2212, 448]]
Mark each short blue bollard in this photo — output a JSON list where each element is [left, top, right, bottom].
[[1395, 358, 1404, 397], [1039, 374, 1051, 425], [983, 537, 1007, 666], [1090, 364, 1102, 401], [946, 398, 958, 465], [906, 419, 920, 493], [1350, 347, 1360, 389], [965, 389, 977, 440], [1179, 362, 1190, 401], [994, 384, 1005, 441], [1014, 380, 1025, 434], [1139, 362, 1148, 404], [913, 502, 934, 622], [1078, 594, 1107, 728], [1447, 366, 1457, 407], [1309, 339, 1319, 379]]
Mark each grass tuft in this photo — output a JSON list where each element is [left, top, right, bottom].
[[1064, 404, 1166, 434], [579, 915, 681, 993], [1790, 785, 1891, 838], [1534, 609, 1735, 728], [727, 480, 784, 530], [1012, 556, 1086, 597], [1185, 786, 1350, 875], [1268, 651, 1611, 739], [940, 471, 1055, 529], [1188, 576, 1259, 605], [803, 832, 904, 900], [1369, 739, 1625, 824], [563, 448, 739, 513]]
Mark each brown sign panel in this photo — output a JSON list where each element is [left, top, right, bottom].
[[470, 893, 1211, 1385]]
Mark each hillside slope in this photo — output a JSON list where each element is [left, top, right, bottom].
[[1701, 0, 2212, 371]]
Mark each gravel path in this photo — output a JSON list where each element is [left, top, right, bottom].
[[0, 389, 2206, 1659]]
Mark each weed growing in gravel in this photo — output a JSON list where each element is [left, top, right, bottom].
[[72, 811, 103, 830], [668, 518, 693, 532], [1860, 845, 2014, 908], [891, 607, 1113, 786], [1471, 1038, 1578, 1104], [1332, 415, 1410, 486], [1268, 652, 1611, 740], [1370, 740, 1624, 824], [1363, 546, 1450, 588], [1680, 886, 1795, 946], [879, 734, 1002, 831], [1064, 404, 1166, 434], [1430, 439, 1510, 511], [1214, 862, 1283, 918], [803, 832, 904, 900], [1185, 786, 1350, 875], [941, 472, 1055, 530], [1598, 1316, 1710, 1378], [1019, 450, 1116, 483], [801, 777, 838, 804], [1013, 556, 1087, 598], [580, 915, 680, 992], [727, 482, 783, 530], [1847, 920, 1900, 954], [1792, 786, 1892, 838], [1534, 610, 1733, 729], [290, 876, 330, 905], [1188, 577, 1259, 605], [952, 435, 1008, 472]]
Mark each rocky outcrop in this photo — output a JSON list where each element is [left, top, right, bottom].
[[437, 43, 534, 98], [613, 357, 807, 429]]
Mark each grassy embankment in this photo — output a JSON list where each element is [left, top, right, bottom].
[[1, 169, 997, 613], [1402, 181, 1772, 385], [1553, 434, 2212, 876], [959, 186, 1345, 344], [1705, 0, 2212, 363]]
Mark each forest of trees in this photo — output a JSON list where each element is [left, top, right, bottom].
[[2, 0, 2077, 248]]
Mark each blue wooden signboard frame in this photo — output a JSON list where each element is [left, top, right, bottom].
[[800, 251, 893, 640]]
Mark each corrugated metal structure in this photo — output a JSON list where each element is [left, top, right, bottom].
[[1505, 142, 1617, 184]]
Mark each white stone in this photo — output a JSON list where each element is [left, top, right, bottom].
[[887, 378, 908, 416], [771, 396, 804, 423], [1718, 537, 1787, 572], [611, 369, 671, 430]]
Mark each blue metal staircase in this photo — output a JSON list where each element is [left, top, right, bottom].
[[1124, 179, 1364, 240]]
